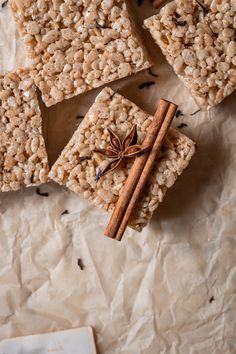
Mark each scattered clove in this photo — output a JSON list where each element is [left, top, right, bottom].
[[77, 258, 85, 270], [36, 188, 49, 197]]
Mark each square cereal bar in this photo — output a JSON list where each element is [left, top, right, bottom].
[[49, 87, 195, 231], [0, 68, 49, 192], [10, 0, 152, 107], [144, 0, 236, 110]]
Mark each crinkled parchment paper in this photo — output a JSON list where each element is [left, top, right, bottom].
[[0, 2, 236, 353]]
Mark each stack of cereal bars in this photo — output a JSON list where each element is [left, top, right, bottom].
[[49, 87, 196, 231], [0, 0, 199, 233]]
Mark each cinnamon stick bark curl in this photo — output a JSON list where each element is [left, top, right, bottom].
[[104, 99, 175, 240]]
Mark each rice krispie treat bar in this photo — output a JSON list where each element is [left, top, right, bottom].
[[0, 68, 49, 192], [49, 87, 195, 231], [144, 0, 236, 110], [10, 0, 152, 107]]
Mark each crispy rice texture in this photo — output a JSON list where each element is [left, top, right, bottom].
[[144, 0, 236, 110], [49, 87, 196, 231], [10, 0, 152, 107], [0, 68, 49, 192]]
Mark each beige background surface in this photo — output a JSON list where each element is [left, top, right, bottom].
[[0, 1, 236, 353]]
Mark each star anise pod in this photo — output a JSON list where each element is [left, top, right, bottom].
[[94, 125, 149, 178]]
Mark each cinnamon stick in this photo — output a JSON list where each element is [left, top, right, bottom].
[[104, 99, 171, 239], [115, 103, 177, 241]]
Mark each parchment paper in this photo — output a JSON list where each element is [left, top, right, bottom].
[[0, 2, 236, 353]]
